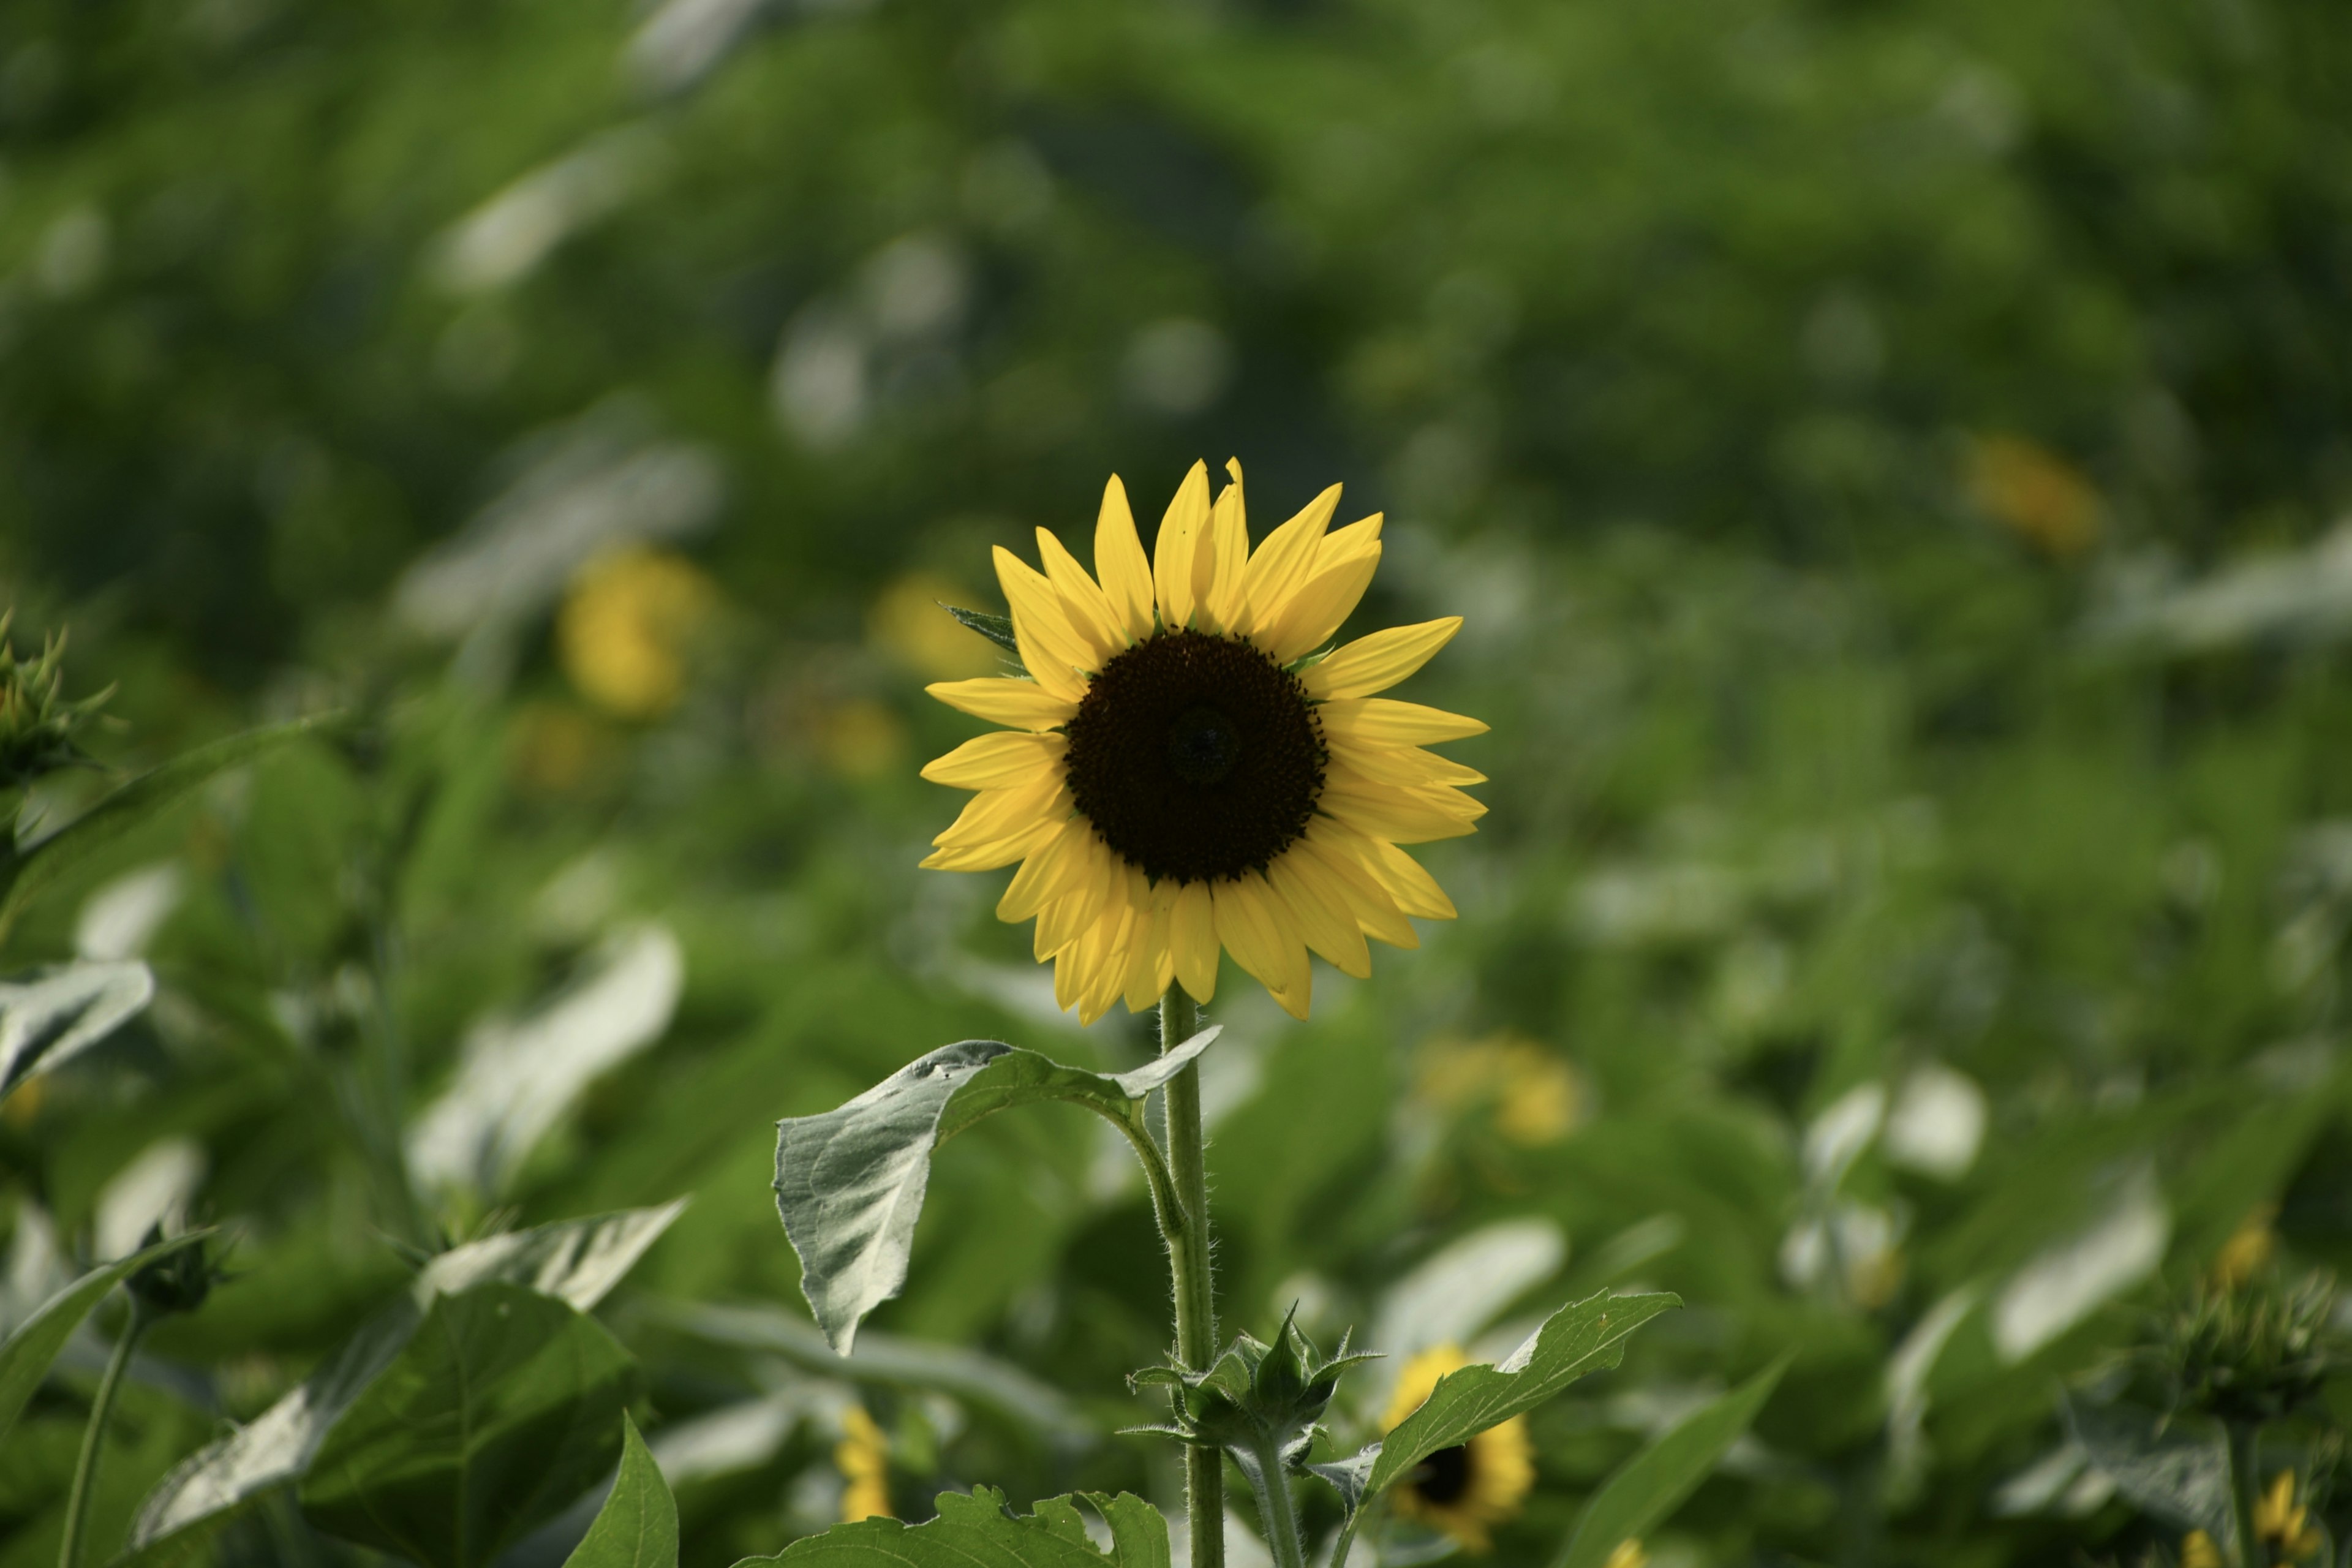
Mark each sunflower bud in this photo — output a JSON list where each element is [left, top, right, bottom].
[[1129, 1308, 1378, 1470], [126, 1224, 218, 1322], [0, 615, 110, 794], [2152, 1271, 2347, 1427]]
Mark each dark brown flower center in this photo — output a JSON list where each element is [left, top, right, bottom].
[[1063, 630, 1325, 884], [1411, 1444, 1474, 1506]]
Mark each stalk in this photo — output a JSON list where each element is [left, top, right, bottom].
[[59, 1305, 146, 1568], [1244, 1442, 1309, 1568], [2225, 1420, 2264, 1568], [1159, 985, 1224, 1568]]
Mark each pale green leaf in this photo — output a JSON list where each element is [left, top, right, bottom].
[[1555, 1356, 1787, 1568], [0, 1230, 208, 1439], [300, 1282, 640, 1568], [2063, 1392, 2231, 1540], [564, 1413, 679, 1568], [0, 959, 154, 1102], [127, 1201, 685, 1556], [774, 1030, 1217, 1354]]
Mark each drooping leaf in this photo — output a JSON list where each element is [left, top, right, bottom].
[[945, 606, 1025, 660], [657, 1300, 1092, 1446], [127, 1201, 685, 1557], [0, 715, 337, 942], [2063, 1392, 2232, 1540], [0, 1229, 208, 1439], [733, 1486, 1168, 1568], [0, 959, 154, 1102], [564, 1413, 679, 1568], [300, 1283, 641, 1568], [774, 1030, 1218, 1354], [1555, 1356, 1787, 1568]]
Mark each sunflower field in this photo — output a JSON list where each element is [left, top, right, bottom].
[[4, 1, 2352, 1566]]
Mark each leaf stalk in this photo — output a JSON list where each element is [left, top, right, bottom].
[[58, 1302, 147, 1568]]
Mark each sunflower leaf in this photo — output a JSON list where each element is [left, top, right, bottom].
[[1554, 1354, 1786, 1568], [127, 1202, 685, 1559], [0, 959, 156, 1103], [729, 1485, 1168, 1567], [564, 1413, 677, 1568], [774, 1030, 1218, 1355], [1316, 1291, 1681, 1568], [944, 606, 1025, 662]]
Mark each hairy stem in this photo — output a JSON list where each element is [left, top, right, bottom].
[[59, 1306, 145, 1568], [1159, 984, 1224, 1568], [2226, 1420, 2264, 1568], [1245, 1444, 1309, 1568]]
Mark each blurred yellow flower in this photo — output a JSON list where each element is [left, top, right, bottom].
[[836, 1405, 892, 1523], [870, 571, 1005, 680], [1964, 434, 2102, 559], [2211, 1207, 2277, 1292], [815, 698, 910, 781], [558, 546, 718, 718], [507, 702, 614, 795], [2180, 1529, 2221, 1568], [1416, 1033, 1580, 1146], [2257, 1470, 2323, 1563], [1382, 1345, 1534, 1552], [1602, 1541, 1650, 1568]]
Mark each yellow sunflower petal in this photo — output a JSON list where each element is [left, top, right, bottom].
[[1170, 879, 1219, 1002], [1259, 545, 1382, 663], [1327, 741, 1487, 790], [1237, 483, 1340, 638], [920, 730, 1066, 790], [1036, 835, 1120, 958], [1153, 461, 1212, 630], [1035, 527, 1128, 660], [1317, 513, 1383, 561], [1316, 697, 1488, 746], [1212, 873, 1303, 1003], [1267, 851, 1371, 978], [1321, 777, 1485, 844], [1196, 459, 1249, 633], [930, 775, 1068, 849], [993, 548, 1094, 701], [1363, 832, 1460, 921], [918, 818, 1056, 872], [925, 677, 1078, 732], [1076, 890, 1139, 1025], [1303, 616, 1464, 700], [1095, 476, 1157, 642], [998, 817, 1091, 921], [1123, 876, 1177, 1012], [1295, 828, 1419, 948]]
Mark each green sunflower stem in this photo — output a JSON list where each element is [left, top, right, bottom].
[[2225, 1419, 2265, 1568], [1159, 984, 1225, 1568], [59, 1303, 146, 1568], [1244, 1441, 1310, 1568]]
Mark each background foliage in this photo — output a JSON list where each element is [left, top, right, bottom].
[[3, 0, 2351, 1562]]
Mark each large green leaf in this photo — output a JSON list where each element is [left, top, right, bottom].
[[0, 959, 154, 1103], [774, 1029, 1217, 1354], [1555, 1356, 1786, 1568], [299, 1283, 640, 1568], [0, 715, 336, 942], [127, 1201, 685, 1558], [734, 1486, 1167, 1568], [564, 1413, 678, 1568], [0, 1230, 208, 1440], [2062, 1392, 2232, 1540]]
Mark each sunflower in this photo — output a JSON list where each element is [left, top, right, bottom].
[[835, 1405, 892, 1523], [919, 459, 1486, 1022], [1381, 1344, 1535, 1552]]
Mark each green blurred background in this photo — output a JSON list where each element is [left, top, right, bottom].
[[5, 0, 2352, 1562]]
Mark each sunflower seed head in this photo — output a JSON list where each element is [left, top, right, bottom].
[[1128, 1308, 1381, 1463]]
